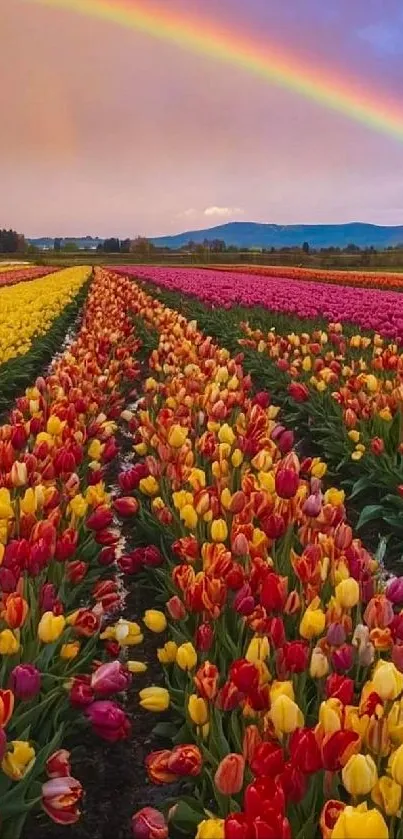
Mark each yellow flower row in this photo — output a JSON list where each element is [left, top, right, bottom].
[[0, 266, 91, 365]]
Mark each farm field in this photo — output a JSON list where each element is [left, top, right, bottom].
[[1, 264, 403, 839]]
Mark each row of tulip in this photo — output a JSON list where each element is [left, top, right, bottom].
[[92, 268, 403, 839], [123, 266, 403, 341], [118, 274, 403, 562], [210, 264, 403, 293], [0, 266, 55, 288], [0, 268, 145, 838]]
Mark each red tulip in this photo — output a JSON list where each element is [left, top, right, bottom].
[[86, 506, 114, 531], [230, 659, 259, 693], [194, 662, 219, 700], [242, 725, 262, 764], [321, 729, 361, 772], [167, 745, 202, 777], [288, 382, 309, 402], [277, 761, 307, 803], [42, 776, 83, 825], [261, 573, 288, 611], [66, 560, 88, 584], [244, 776, 285, 817], [145, 750, 178, 784], [196, 622, 214, 652], [70, 676, 94, 708], [166, 596, 187, 620], [214, 753, 245, 795], [113, 497, 139, 517], [289, 728, 322, 773], [46, 750, 71, 778], [275, 468, 299, 499], [325, 674, 354, 704], [280, 640, 310, 674], [250, 740, 285, 777], [132, 807, 168, 839]]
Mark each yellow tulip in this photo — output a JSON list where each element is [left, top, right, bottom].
[[319, 698, 343, 733], [168, 425, 188, 448], [88, 439, 103, 461], [69, 494, 88, 518], [47, 415, 63, 436], [18, 488, 36, 516], [143, 610, 167, 634], [270, 681, 295, 703], [342, 754, 378, 796], [139, 686, 170, 712], [390, 742, 403, 785], [180, 504, 198, 529], [311, 460, 327, 478], [188, 468, 206, 490], [176, 642, 197, 671], [366, 374, 378, 393], [60, 642, 80, 660], [114, 620, 143, 646], [157, 642, 178, 664], [372, 662, 403, 701], [127, 661, 147, 674], [139, 476, 159, 496], [299, 600, 326, 640], [231, 448, 243, 467], [38, 612, 66, 643], [246, 636, 270, 663], [188, 694, 209, 725], [0, 489, 13, 519], [218, 424, 235, 446], [0, 629, 19, 655], [196, 819, 225, 839], [331, 804, 388, 839], [372, 776, 402, 816], [2, 741, 35, 780], [324, 487, 345, 507], [270, 695, 304, 735], [211, 519, 228, 542], [335, 578, 360, 609]]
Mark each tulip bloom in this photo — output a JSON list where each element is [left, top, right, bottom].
[[194, 662, 219, 700], [250, 740, 284, 777], [85, 701, 131, 741], [214, 753, 245, 795], [372, 775, 402, 817], [143, 610, 167, 633], [42, 776, 83, 825], [2, 740, 35, 780], [139, 687, 170, 712], [167, 744, 202, 777], [331, 805, 388, 839], [91, 661, 131, 696], [270, 695, 304, 735], [188, 694, 208, 725], [342, 753, 378, 796], [10, 664, 41, 701], [196, 820, 224, 839], [46, 749, 71, 778], [230, 659, 259, 693], [290, 728, 322, 774], [176, 642, 197, 671], [145, 750, 178, 784], [131, 807, 168, 839], [2, 593, 28, 629], [38, 612, 66, 643], [113, 496, 139, 517], [0, 689, 14, 726]]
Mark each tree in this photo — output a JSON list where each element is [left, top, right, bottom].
[[103, 238, 120, 253], [54, 238, 62, 251], [302, 241, 310, 254], [0, 228, 26, 254], [344, 243, 361, 253], [130, 237, 155, 258], [120, 238, 131, 253], [62, 242, 78, 252]]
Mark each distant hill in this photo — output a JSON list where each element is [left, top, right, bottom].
[[150, 222, 403, 250]]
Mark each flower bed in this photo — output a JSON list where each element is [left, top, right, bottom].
[[121, 266, 403, 340], [0, 268, 143, 838], [94, 269, 403, 839], [0, 266, 55, 287], [210, 263, 403, 292]]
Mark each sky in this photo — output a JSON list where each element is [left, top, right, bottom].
[[2, 0, 403, 237]]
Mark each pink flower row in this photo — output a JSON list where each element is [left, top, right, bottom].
[[117, 266, 403, 339]]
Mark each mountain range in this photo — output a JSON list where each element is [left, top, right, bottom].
[[28, 222, 403, 250], [150, 222, 403, 250]]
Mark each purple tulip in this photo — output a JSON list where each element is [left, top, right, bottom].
[[10, 664, 41, 701], [302, 492, 322, 518], [326, 622, 346, 647], [85, 700, 131, 742], [386, 577, 403, 604], [331, 644, 354, 673]]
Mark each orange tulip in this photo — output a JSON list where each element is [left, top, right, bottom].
[[214, 753, 245, 795]]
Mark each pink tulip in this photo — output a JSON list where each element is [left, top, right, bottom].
[[91, 661, 132, 696]]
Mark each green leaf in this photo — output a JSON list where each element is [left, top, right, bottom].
[[356, 505, 384, 529]]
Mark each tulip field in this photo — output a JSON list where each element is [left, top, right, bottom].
[[2, 265, 403, 839]]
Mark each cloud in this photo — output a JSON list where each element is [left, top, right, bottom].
[[203, 206, 244, 217], [180, 208, 197, 218]]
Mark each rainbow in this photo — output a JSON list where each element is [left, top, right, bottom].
[[27, 0, 403, 141]]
